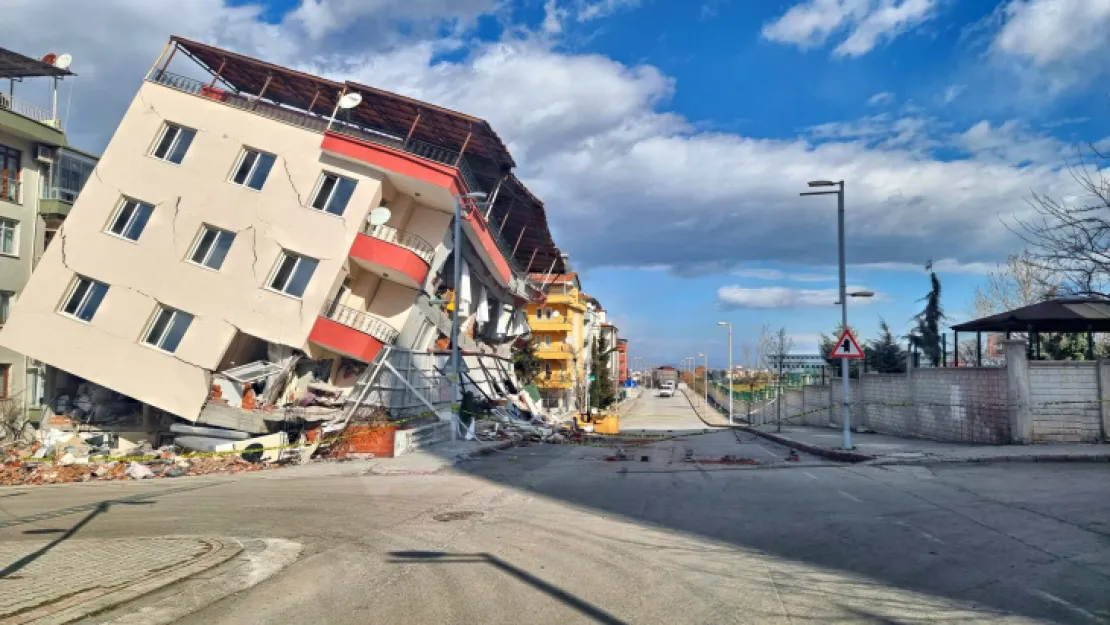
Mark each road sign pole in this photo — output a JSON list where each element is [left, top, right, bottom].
[[837, 183, 851, 450]]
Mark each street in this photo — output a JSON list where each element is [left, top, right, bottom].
[[0, 393, 1105, 624]]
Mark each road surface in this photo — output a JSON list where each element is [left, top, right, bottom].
[[0, 402, 1104, 624], [619, 383, 713, 433]]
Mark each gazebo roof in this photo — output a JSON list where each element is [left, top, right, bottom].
[[951, 298, 1110, 333]]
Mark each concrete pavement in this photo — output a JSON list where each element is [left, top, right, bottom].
[[0, 393, 1103, 623]]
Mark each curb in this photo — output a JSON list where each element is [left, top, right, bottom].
[[679, 389, 737, 430], [739, 427, 874, 463], [866, 453, 1110, 466]]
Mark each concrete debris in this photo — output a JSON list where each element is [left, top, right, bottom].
[[125, 462, 154, 480]]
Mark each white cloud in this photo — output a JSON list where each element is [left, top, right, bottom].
[[993, 0, 1110, 65], [856, 259, 997, 275], [717, 285, 878, 309], [941, 84, 965, 105], [867, 91, 895, 106], [763, 0, 939, 57]]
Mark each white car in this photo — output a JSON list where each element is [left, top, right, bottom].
[[659, 382, 676, 398]]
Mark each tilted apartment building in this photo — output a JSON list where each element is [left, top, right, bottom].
[[0, 37, 565, 434], [0, 47, 98, 417]]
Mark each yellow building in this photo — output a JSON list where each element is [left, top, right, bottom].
[[527, 273, 587, 412]]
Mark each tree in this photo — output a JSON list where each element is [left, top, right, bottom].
[[589, 336, 617, 409], [909, 262, 944, 367], [865, 318, 905, 373], [513, 340, 542, 385], [1011, 145, 1110, 297], [770, 327, 794, 431]]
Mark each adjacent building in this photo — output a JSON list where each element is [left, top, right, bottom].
[[0, 37, 566, 437], [0, 47, 98, 417]]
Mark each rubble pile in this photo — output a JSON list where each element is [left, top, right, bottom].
[[0, 450, 276, 486], [473, 406, 567, 444]]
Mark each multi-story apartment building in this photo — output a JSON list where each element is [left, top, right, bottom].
[[617, 339, 629, 384], [0, 47, 97, 417], [526, 272, 588, 412], [600, 321, 621, 394], [0, 37, 565, 435]]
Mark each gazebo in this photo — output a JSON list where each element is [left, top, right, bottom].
[[950, 298, 1110, 364]]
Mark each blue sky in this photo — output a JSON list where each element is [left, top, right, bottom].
[[7, 0, 1110, 366]]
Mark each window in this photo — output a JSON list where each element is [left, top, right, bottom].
[[0, 218, 17, 255], [0, 144, 19, 204], [143, 305, 194, 353], [107, 198, 154, 241], [230, 148, 275, 190], [0, 291, 10, 325], [309, 173, 357, 216], [268, 251, 318, 298], [151, 123, 196, 164], [0, 364, 8, 398], [535, 308, 542, 320], [188, 226, 235, 270], [60, 276, 109, 322]]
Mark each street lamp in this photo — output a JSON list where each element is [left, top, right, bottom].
[[717, 321, 733, 425], [800, 179, 854, 449], [450, 191, 488, 441], [834, 290, 875, 305]]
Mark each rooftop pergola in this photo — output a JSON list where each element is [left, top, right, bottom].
[[0, 47, 73, 80], [950, 298, 1110, 363]]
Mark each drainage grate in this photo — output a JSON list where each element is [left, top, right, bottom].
[[433, 511, 484, 522]]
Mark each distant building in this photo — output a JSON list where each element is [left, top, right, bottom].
[[766, 354, 827, 375]]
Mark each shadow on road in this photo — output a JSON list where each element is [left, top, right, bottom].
[[388, 551, 627, 625]]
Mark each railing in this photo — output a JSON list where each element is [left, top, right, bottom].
[[324, 301, 400, 345], [361, 224, 435, 264], [0, 178, 19, 204], [0, 93, 56, 126], [147, 69, 485, 192], [537, 371, 574, 385], [536, 343, 573, 355], [42, 185, 76, 203]]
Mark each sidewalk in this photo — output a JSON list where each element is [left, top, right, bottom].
[[745, 424, 1110, 465], [679, 387, 734, 428]]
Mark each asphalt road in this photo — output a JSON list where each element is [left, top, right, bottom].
[[0, 394, 1105, 624]]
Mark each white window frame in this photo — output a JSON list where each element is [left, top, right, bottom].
[[142, 304, 193, 354], [228, 147, 275, 191], [150, 123, 196, 164], [59, 276, 108, 323], [105, 197, 154, 242], [0, 218, 17, 256], [187, 225, 235, 271], [267, 250, 318, 299]]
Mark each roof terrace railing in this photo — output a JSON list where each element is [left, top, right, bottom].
[[147, 69, 484, 194], [0, 92, 57, 127]]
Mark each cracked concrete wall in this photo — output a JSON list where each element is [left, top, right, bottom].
[[0, 82, 385, 420]]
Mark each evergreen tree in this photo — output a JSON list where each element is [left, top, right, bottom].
[[513, 340, 542, 385], [910, 262, 945, 366], [590, 336, 617, 408], [865, 318, 906, 373]]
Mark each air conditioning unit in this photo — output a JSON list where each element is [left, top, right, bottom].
[[35, 145, 54, 164]]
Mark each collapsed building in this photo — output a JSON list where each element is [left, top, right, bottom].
[[0, 36, 567, 454]]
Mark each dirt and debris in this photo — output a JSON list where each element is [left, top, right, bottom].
[[0, 449, 279, 486], [686, 455, 761, 466]]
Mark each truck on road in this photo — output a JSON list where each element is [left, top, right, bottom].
[[658, 381, 676, 398]]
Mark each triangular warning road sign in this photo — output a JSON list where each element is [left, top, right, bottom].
[[829, 329, 865, 359]]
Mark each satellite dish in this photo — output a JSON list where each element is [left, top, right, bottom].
[[338, 92, 362, 109], [41, 53, 57, 66], [54, 54, 73, 70], [367, 206, 391, 227]]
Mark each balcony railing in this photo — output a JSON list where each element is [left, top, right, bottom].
[[147, 69, 485, 194], [537, 371, 574, 384], [0, 93, 57, 127], [325, 300, 399, 345], [0, 178, 19, 204], [536, 343, 573, 355], [362, 223, 435, 264]]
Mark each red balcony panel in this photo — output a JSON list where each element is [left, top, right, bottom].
[[308, 317, 386, 363], [350, 233, 430, 289], [321, 131, 465, 196]]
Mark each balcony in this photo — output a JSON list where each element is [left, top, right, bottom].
[[350, 224, 435, 290], [0, 179, 19, 205], [535, 343, 574, 360], [529, 317, 572, 332], [0, 93, 64, 145], [536, 371, 574, 389], [308, 300, 399, 363]]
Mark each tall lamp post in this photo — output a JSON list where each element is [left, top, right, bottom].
[[800, 180, 854, 449], [699, 352, 708, 408], [450, 191, 488, 441], [717, 321, 733, 425]]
